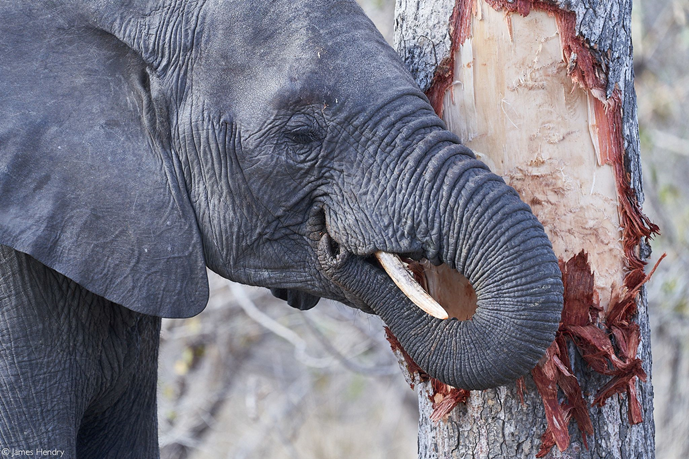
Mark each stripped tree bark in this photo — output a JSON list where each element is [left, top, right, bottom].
[[392, 0, 658, 457]]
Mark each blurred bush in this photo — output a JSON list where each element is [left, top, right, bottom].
[[634, 1, 689, 457], [158, 273, 417, 459]]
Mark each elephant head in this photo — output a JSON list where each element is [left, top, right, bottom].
[[0, 0, 563, 389]]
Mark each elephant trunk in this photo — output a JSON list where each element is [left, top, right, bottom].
[[319, 143, 563, 390]]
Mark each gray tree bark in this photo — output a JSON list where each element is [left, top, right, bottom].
[[393, 0, 656, 457]]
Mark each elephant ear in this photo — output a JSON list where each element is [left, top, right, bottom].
[[0, 12, 208, 318]]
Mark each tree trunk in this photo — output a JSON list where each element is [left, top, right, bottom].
[[393, 0, 657, 457]]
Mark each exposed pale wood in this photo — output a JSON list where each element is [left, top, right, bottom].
[[375, 251, 450, 320], [444, 3, 624, 307], [419, 261, 477, 321], [394, 0, 655, 457]]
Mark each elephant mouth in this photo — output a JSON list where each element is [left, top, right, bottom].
[[318, 233, 478, 322]]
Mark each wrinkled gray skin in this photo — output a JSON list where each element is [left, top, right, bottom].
[[0, 0, 563, 457]]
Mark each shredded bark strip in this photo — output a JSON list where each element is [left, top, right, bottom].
[[385, 327, 470, 421]]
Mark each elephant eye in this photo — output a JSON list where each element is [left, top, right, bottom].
[[285, 127, 322, 145], [283, 114, 325, 147]]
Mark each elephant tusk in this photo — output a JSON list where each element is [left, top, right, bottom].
[[374, 251, 449, 320]]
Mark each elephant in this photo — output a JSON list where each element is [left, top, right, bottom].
[[0, 0, 564, 457]]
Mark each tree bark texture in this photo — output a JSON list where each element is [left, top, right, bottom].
[[394, 0, 656, 457]]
